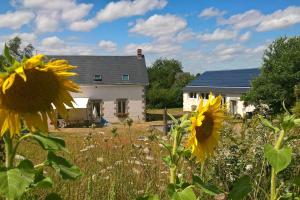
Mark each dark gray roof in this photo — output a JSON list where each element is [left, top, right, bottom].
[[49, 55, 149, 85], [184, 68, 260, 93]]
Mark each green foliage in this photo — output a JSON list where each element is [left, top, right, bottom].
[[264, 144, 292, 174], [146, 58, 195, 108], [292, 101, 300, 117], [0, 160, 35, 199], [172, 186, 196, 200], [242, 36, 300, 115], [192, 175, 222, 196], [228, 176, 252, 200]]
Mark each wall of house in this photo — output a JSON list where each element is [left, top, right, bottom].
[[70, 85, 146, 123], [183, 92, 255, 117]]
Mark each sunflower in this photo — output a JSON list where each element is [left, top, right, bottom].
[[0, 54, 80, 137], [186, 93, 226, 163]]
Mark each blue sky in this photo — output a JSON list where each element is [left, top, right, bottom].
[[0, 0, 299, 74]]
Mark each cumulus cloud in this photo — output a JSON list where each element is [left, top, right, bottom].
[[0, 10, 34, 29], [41, 36, 66, 49], [13, 0, 93, 32], [198, 7, 226, 18], [256, 6, 300, 31], [70, 0, 167, 31], [239, 31, 251, 42], [0, 32, 37, 45], [197, 28, 238, 42], [125, 42, 181, 55], [218, 9, 263, 29], [129, 14, 187, 38], [99, 40, 117, 52]]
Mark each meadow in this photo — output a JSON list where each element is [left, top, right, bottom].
[[16, 117, 300, 200]]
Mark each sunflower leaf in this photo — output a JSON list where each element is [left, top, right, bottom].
[[172, 186, 197, 200], [31, 133, 68, 152], [264, 144, 292, 174], [258, 115, 279, 133], [3, 44, 14, 65], [0, 160, 35, 199], [192, 175, 221, 196], [47, 151, 82, 180], [228, 175, 252, 200]]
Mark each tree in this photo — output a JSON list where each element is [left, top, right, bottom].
[[146, 58, 195, 108], [0, 37, 35, 68], [242, 36, 300, 115]]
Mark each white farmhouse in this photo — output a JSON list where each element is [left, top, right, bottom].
[[183, 68, 260, 117], [51, 49, 148, 124]]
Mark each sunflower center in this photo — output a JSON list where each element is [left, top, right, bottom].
[[195, 113, 214, 143], [1, 69, 60, 113]]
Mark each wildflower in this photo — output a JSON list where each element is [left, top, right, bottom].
[[186, 93, 226, 163], [0, 54, 79, 136]]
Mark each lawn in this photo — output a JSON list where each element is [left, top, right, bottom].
[[16, 119, 300, 200]]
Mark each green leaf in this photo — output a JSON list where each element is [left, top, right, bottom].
[[45, 193, 63, 200], [136, 194, 160, 200], [33, 169, 53, 189], [3, 44, 14, 65], [172, 186, 197, 200], [293, 173, 300, 186], [264, 144, 292, 174], [258, 115, 279, 133], [162, 155, 172, 167], [228, 176, 252, 200], [192, 175, 222, 196], [31, 133, 67, 152], [294, 119, 300, 127], [47, 151, 82, 180], [0, 160, 35, 199]]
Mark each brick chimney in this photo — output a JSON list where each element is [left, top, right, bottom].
[[137, 49, 143, 59]]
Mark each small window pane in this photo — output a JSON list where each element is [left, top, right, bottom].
[[94, 74, 102, 81], [122, 74, 129, 81]]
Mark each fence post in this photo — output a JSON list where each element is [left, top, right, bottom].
[[163, 107, 167, 135]]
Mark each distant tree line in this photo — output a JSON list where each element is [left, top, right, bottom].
[[146, 58, 195, 108]]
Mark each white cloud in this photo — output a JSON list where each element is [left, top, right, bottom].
[[41, 36, 66, 49], [70, 0, 167, 31], [129, 14, 187, 38], [257, 6, 300, 31], [214, 44, 245, 61], [99, 40, 117, 52], [68, 19, 97, 32], [35, 12, 60, 33], [198, 7, 225, 18], [219, 9, 263, 29], [125, 42, 181, 55], [0, 32, 37, 45], [0, 10, 34, 29], [197, 28, 238, 42], [239, 31, 251, 42], [176, 29, 197, 43], [13, 0, 93, 32]]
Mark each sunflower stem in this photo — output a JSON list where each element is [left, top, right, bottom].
[[270, 129, 285, 200], [170, 130, 179, 185], [3, 134, 13, 169]]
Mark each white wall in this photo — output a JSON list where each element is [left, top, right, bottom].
[[183, 92, 255, 117], [71, 85, 145, 123]]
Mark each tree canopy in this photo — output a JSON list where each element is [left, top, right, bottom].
[[146, 58, 195, 108], [242, 36, 300, 115]]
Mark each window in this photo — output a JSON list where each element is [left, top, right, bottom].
[[93, 74, 102, 81], [116, 99, 128, 115], [200, 93, 209, 99], [189, 92, 197, 98], [122, 74, 129, 81], [90, 100, 103, 119]]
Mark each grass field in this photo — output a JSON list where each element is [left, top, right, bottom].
[[16, 119, 300, 200]]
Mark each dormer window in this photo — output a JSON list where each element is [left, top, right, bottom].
[[94, 74, 102, 81], [122, 74, 129, 81]]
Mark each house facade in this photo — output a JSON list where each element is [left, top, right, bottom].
[[183, 68, 260, 117], [51, 49, 149, 123]]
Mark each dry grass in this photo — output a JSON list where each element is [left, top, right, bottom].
[[146, 108, 185, 116], [18, 122, 172, 200]]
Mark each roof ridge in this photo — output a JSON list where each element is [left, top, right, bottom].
[[203, 68, 259, 73]]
